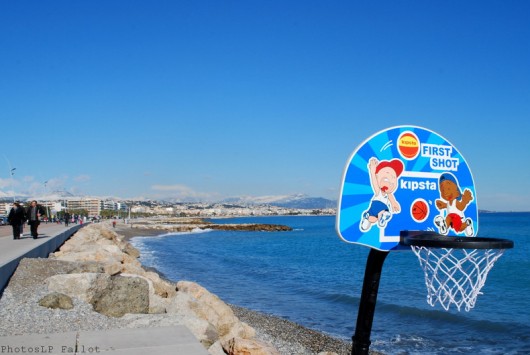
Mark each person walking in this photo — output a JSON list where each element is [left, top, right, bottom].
[[26, 200, 46, 239], [64, 211, 70, 227], [7, 202, 26, 240]]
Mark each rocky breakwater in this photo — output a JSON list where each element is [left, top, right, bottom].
[[128, 217, 293, 233], [27, 223, 280, 355]]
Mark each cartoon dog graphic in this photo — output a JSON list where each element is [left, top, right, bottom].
[[360, 158, 404, 231], [434, 172, 474, 236]]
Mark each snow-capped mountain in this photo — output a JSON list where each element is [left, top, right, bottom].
[[222, 194, 337, 209], [0, 190, 337, 210]]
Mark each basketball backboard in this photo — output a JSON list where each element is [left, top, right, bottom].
[[336, 125, 478, 251]]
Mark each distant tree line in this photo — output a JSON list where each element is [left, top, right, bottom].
[[99, 209, 151, 219], [56, 209, 89, 218]]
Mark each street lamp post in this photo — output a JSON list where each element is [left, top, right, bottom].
[[10, 168, 16, 202], [44, 180, 50, 219]]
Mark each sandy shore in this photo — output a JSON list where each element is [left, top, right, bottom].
[[113, 222, 354, 354], [114, 224, 166, 240]]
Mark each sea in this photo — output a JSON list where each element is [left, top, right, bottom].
[[130, 213, 530, 355]]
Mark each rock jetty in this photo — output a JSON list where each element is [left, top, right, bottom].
[[127, 217, 293, 233]]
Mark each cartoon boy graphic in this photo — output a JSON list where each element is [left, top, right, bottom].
[[434, 172, 474, 236], [360, 158, 404, 231]]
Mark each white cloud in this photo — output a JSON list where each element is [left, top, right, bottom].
[[44, 177, 67, 190], [0, 178, 12, 189], [74, 175, 91, 182], [27, 181, 45, 195]]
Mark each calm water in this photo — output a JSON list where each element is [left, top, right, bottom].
[[131, 213, 530, 354]]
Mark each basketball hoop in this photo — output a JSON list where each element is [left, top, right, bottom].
[[401, 231, 514, 312], [336, 126, 517, 355]]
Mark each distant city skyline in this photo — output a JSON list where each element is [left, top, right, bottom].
[[1, 1, 529, 211]]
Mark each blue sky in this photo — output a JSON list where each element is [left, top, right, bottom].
[[1, 1, 529, 211]]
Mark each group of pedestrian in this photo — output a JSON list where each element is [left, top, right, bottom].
[[7, 200, 46, 240]]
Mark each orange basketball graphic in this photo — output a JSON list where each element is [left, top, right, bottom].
[[411, 199, 429, 222], [398, 131, 420, 160]]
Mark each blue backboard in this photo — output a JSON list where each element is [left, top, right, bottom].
[[336, 125, 478, 251]]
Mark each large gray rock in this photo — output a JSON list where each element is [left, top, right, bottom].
[[68, 262, 105, 274], [224, 337, 280, 355], [53, 246, 124, 275], [175, 281, 255, 342], [46, 273, 111, 303], [91, 275, 150, 317], [45, 272, 152, 317], [122, 242, 141, 258], [38, 292, 74, 310], [52, 225, 128, 276], [120, 273, 168, 314], [165, 291, 220, 347], [143, 271, 177, 298]]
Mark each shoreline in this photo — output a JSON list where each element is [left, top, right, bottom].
[[113, 222, 354, 354]]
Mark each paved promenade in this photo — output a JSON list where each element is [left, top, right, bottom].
[[0, 222, 208, 355], [0, 326, 208, 354], [0, 222, 85, 293]]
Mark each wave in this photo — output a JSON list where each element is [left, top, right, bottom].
[[317, 292, 360, 305], [312, 291, 530, 354], [375, 300, 529, 335], [130, 228, 213, 241], [310, 290, 530, 336]]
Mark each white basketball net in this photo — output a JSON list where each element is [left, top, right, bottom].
[[410, 246, 506, 312]]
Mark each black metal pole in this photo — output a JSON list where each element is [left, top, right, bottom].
[[351, 249, 389, 355]]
